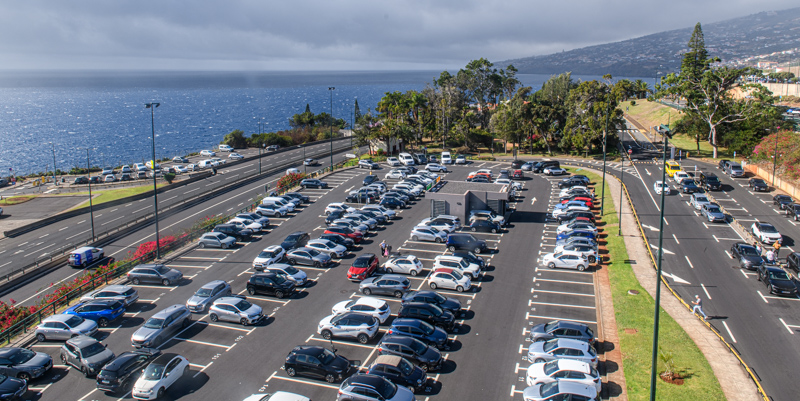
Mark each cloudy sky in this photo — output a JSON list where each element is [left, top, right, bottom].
[[0, 0, 796, 71]]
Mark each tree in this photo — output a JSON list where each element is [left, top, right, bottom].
[[561, 80, 623, 153], [681, 23, 711, 82], [221, 129, 248, 148]]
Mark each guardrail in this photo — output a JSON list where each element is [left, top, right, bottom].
[[616, 153, 770, 401]]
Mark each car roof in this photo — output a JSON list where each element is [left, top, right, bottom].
[[357, 253, 376, 259], [553, 359, 593, 372], [67, 335, 100, 347], [347, 373, 388, 388], [214, 296, 246, 305], [352, 297, 388, 308], [82, 299, 121, 307], [373, 354, 404, 367], [547, 320, 589, 331], [200, 280, 227, 289], [291, 345, 325, 356], [152, 304, 187, 318], [150, 353, 180, 365], [432, 268, 454, 274], [45, 314, 78, 323], [264, 245, 283, 251], [553, 338, 592, 350], [339, 312, 375, 322]]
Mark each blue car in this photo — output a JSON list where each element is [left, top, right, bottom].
[[63, 299, 126, 327], [386, 318, 449, 350], [555, 230, 597, 242]]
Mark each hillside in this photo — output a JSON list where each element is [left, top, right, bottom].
[[502, 7, 800, 77]]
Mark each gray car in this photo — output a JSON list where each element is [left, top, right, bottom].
[[359, 275, 411, 298], [80, 284, 139, 307], [306, 239, 348, 258], [344, 213, 378, 230], [701, 203, 726, 222], [689, 193, 711, 210], [131, 305, 192, 349], [528, 321, 597, 345], [338, 373, 415, 401], [127, 264, 183, 286], [332, 219, 369, 234], [35, 314, 98, 342], [0, 347, 53, 381], [286, 247, 332, 267], [208, 297, 264, 326], [186, 280, 232, 313], [409, 226, 447, 243], [60, 336, 115, 377], [198, 232, 237, 249]]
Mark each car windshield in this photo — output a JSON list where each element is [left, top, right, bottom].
[[143, 317, 164, 329], [286, 234, 301, 241], [375, 375, 399, 397], [696, 196, 708, 202], [142, 363, 166, 380], [760, 224, 778, 233], [543, 339, 559, 353], [408, 338, 426, 354], [543, 322, 558, 333], [540, 381, 560, 397], [769, 271, 791, 281], [707, 207, 721, 214], [429, 292, 446, 304], [543, 360, 560, 375], [7, 348, 35, 364], [234, 300, 253, 311], [282, 266, 299, 274], [272, 275, 287, 284], [62, 315, 84, 327], [195, 287, 213, 297], [319, 348, 336, 365], [258, 250, 276, 258], [418, 320, 435, 335], [81, 342, 106, 358], [353, 258, 370, 268], [154, 265, 170, 275], [740, 246, 759, 256], [307, 249, 321, 257]]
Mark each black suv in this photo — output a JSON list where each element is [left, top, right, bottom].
[[757, 265, 798, 296], [787, 203, 800, 221], [533, 161, 559, 173], [284, 345, 357, 383], [213, 224, 253, 241], [73, 176, 90, 185], [246, 272, 295, 299], [773, 195, 794, 210], [363, 175, 380, 186], [366, 357, 427, 393], [510, 160, 524, 169], [559, 177, 587, 189], [284, 192, 310, 203], [445, 233, 487, 254], [95, 349, 160, 393], [397, 302, 455, 332], [700, 172, 722, 191], [377, 336, 442, 372], [786, 252, 800, 272], [281, 231, 310, 250]]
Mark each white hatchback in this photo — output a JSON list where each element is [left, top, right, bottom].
[[132, 354, 190, 400], [252, 245, 286, 270], [653, 181, 671, 195], [382, 255, 424, 276], [331, 297, 391, 324]]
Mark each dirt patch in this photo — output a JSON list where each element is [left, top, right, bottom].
[[660, 372, 686, 385], [624, 328, 638, 334]]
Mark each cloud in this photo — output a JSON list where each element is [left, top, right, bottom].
[[0, 0, 795, 70]]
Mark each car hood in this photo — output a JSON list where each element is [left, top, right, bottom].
[[741, 255, 763, 266], [527, 362, 546, 380], [134, 378, 161, 393], [0, 376, 24, 394], [759, 232, 782, 239], [132, 327, 161, 342], [421, 346, 442, 363], [186, 295, 211, 307], [528, 341, 545, 355], [165, 270, 184, 280], [75, 319, 99, 334], [331, 300, 351, 315], [331, 356, 351, 372], [522, 383, 544, 399], [529, 323, 549, 339], [19, 352, 52, 370], [243, 304, 263, 316], [85, 349, 115, 367], [441, 298, 462, 312], [431, 327, 448, 343]]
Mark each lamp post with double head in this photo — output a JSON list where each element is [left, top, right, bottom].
[[145, 102, 161, 259], [329, 87, 335, 168], [49, 142, 57, 186], [86, 148, 96, 240], [772, 126, 780, 186]]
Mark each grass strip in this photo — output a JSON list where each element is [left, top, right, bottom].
[[567, 167, 725, 400], [65, 184, 166, 210], [0, 195, 38, 205]]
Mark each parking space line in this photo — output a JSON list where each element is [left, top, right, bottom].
[[757, 291, 769, 303], [167, 264, 212, 269], [764, 295, 800, 302], [779, 318, 796, 334], [174, 337, 234, 350], [239, 293, 290, 304], [308, 337, 375, 350], [178, 256, 225, 260], [525, 313, 596, 324], [532, 289, 595, 296], [528, 300, 595, 309], [194, 249, 238, 252], [533, 278, 594, 285], [130, 285, 179, 290], [199, 321, 257, 333], [271, 374, 341, 389]]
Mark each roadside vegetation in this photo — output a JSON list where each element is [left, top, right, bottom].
[[66, 184, 166, 210], [0, 195, 38, 205]]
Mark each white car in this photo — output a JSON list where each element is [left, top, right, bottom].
[[325, 203, 356, 215], [544, 167, 567, 176], [237, 212, 270, 228], [218, 144, 234, 152], [433, 255, 481, 280], [382, 255, 424, 276], [751, 222, 782, 244], [306, 239, 348, 258], [455, 155, 467, 164], [200, 150, 216, 157], [132, 353, 190, 400], [526, 359, 601, 393], [256, 204, 288, 217], [386, 157, 402, 167], [653, 181, 671, 195], [229, 217, 263, 232], [385, 170, 406, 179], [542, 251, 590, 271], [331, 297, 391, 324], [425, 163, 447, 173], [429, 268, 472, 292], [556, 222, 597, 235], [407, 175, 434, 185], [410, 226, 448, 243], [418, 217, 455, 233], [265, 263, 308, 286], [672, 171, 690, 184], [552, 205, 591, 218], [252, 245, 286, 270], [242, 392, 311, 401], [174, 165, 188, 174], [286, 168, 301, 175], [228, 152, 244, 160]]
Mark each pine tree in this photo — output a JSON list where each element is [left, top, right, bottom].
[[304, 103, 312, 114], [354, 98, 361, 124], [681, 23, 710, 82]]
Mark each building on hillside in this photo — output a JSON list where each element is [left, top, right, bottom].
[[369, 137, 404, 156]]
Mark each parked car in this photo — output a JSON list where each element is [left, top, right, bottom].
[[401, 290, 462, 316], [266, 263, 308, 286], [246, 272, 296, 299], [284, 192, 310, 203], [127, 264, 183, 286], [325, 203, 355, 215], [63, 299, 126, 327], [469, 219, 501, 233], [306, 239, 348, 258], [332, 297, 391, 324], [366, 356, 427, 394], [60, 336, 115, 377], [689, 193, 711, 210], [681, 180, 701, 194], [185, 280, 232, 313], [377, 336, 442, 372], [387, 318, 448, 350], [284, 345, 357, 383], [324, 226, 364, 243], [409, 226, 447, 243], [522, 381, 599, 401], [281, 231, 310, 250], [751, 222, 782, 244], [469, 209, 505, 225], [785, 252, 800, 272], [251, 245, 286, 270], [382, 255, 424, 276], [773, 194, 794, 209], [446, 233, 487, 254], [96, 349, 161, 394], [359, 159, 380, 170], [526, 359, 601, 393], [455, 155, 467, 164], [425, 163, 447, 173], [387, 157, 402, 167], [380, 197, 406, 210], [286, 247, 332, 267], [428, 268, 471, 293], [317, 312, 379, 344], [0, 347, 52, 382], [131, 353, 190, 400], [359, 275, 411, 298], [198, 232, 237, 249], [301, 178, 328, 189], [213, 223, 253, 241], [256, 203, 287, 217], [528, 321, 597, 344], [542, 251, 590, 271], [397, 303, 455, 332], [131, 305, 192, 349], [208, 297, 263, 326], [236, 212, 271, 228], [527, 338, 598, 368], [730, 242, 764, 270], [35, 314, 98, 342], [543, 167, 567, 176], [756, 265, 798, 296], [320, 233, 356, 250], [80, 285, 138, 307], [700, 203, 725, 223], [432, 255, 481, 280], [749, 178, 769, 192], [348, 253, 379, 281]]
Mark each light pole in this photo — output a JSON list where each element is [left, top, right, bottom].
[[257, 118, 263, 175], [49, 142, 57, 186], [329, 87, 335, 168], [649, 131, 669, 401], [145, 102, 161, 259], [772, 126, 780, 186], [86, 148, 96, 240], [600, 102, 610, 215], [619, 137, 626, 236]]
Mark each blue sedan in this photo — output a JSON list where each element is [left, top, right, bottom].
[[386, 318, 449, 350], [555, 230, 597, 242], [63, 300, 125, 327]]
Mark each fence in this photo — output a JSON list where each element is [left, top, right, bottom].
[[746, 163, 800, 199]]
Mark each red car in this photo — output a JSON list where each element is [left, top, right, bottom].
[[512, 169, 524, 179], [348, 253, 379, 281], [560, 196, 593, 209], [323, 226, 364, 243]]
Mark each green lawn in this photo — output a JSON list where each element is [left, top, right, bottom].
[[566, 167, 726, 400], [0, 195, 38, 205], [66, 184, 166, 210]]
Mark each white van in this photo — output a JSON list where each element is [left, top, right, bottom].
[[441, 152, 452, 165], [198, 160, 213, 169], [262, 196, 295, 212], [399, 153, 415, 166], [218, 144, 233, 152]]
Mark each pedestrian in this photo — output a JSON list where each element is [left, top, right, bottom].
[[379, 240, 387, 258], [766, 249, 776, 264], [386, 245, 392, 257], [755, 242, 762, 256], [774, 239, 782, 259], [691, 295, 708, 320]]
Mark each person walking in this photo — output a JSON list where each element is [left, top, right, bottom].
[[379, 240, 387, 258], [755, 242, 763, 256], [691, 295, 708, 320], [773, 238, 782, 259]]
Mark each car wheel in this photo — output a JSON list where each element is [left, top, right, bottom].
[[288, 258, 296, 265], [81, 366, 90, 377], [419, 363, 429, 372], [534, 358, 546, 364], [162, 279, 171, 286], [321, 330, 332, 340], [131, 278, 140, 285], [98, 318, 109, 327], [36, 333, 46, 342], [548, 262, 556, 269], [456, 286, 464, 293], [394, 290, 403, 298], [240, 317, 249, 326], [275, 290, 285, 299], [448, 246, 456, 252], [363, 288, 372, 295], [210, 313, 219, 322], [589, 256, 597, 263], [221, 243, 229, 249], [157, 388, 165, 398], [411, 235, 419, 241], [16, 372, 31, 382], [357, 333, 369, 344], [325, 373, 336, 383], [314, 261, 321, 268], [247, 287, 255, 295], [578, 265, 586, 271], [286, 367, 296, 376], [435, 237, 442, 243], [474, 247, 482, 254], [430, 282, 438, 290], [491, 228, 497, 233], [410, 270, 418, 276]]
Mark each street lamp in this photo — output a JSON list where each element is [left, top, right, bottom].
[[329, 87, 335, 168], [619, 136, 626, 236], [145, 102, 161, 259], [649, 130, 670, 401], [600, 102, 610, 215], [772, 126, 781, 186], [257, 117, 264, 175], [49, 142, 57, 186], [86, 148, 96, 240]]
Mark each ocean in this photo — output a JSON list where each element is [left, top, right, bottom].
[[0, 70, 647, 176]]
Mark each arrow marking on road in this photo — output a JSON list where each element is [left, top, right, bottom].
[[645, 169, 651, 176], [650, 243, 674, 255], [642, 224, 659, 232], [531, 197, 537, 205], [662, 272, 691, 284]]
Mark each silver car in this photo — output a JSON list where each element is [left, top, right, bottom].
[[527, 338, 598, 368], [332, 219, 369, 234], [286, 247, 332, 267], [689, 193, 711, 210], [127, 264, 183, 286], [208, 297, 264, 326], [186, 280, 232, 313], [541, 251, 590, 271], [418, 218, 455, 233], [344, 213, 378, 229], [35, 314, 98, 342], [60, 335, 115, 377], [198, 232, 237, 249], [80, 284, 139, 307], [318, 312, 380, 344], [266, 263, 309, 286], [307, 239, 348, 258], [410, 226, 447, 243], [359, 275, 411, 298], [131, 305, 192, 349], [237, 212, 270, 228]]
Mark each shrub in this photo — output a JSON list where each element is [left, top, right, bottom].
[[163, 173, 176, 184], [277, 172, 305, 192], [630, 100, 636, 106]]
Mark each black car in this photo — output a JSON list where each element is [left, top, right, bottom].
[[773, 195, 794, 209], [445, 233, 487, 254], [246, 272, 295, 299], [284, 345, 358, 383], [212, 224, 253, 241], [284, 192, 310, 203], [452, 251, 486, 270], [397, 302, 455, 332], [95, 349, 160, 394], [558, 178, 587, 189], [367, 355, 427, 392], [387, 318, 449, 350], [73, 176, 90, 185], [681, 180, 701, 194], [325, 211, 346, 226], [346, 192, 376, 204], [383, 191, 410, 203], [700, 172, 722, 191], [533, 161, 559, 173], [89, 176, 102, 184], [730, 242, 763, 270], [469, 219, 501, 233], [787, 203, 800, 221], [510, 160, 524, 169], [281, 231, 310, 250], [356, 210, 387, 224], [377, 335, 442, 372], [380, 197, 405, 210], [749, 178, 769, 192], [320, 233, 355, 250], [0, 374, 26, 400], [363, 175, 380, 186], [786, 252, 800, 272], [301, 179, 327, 189], [556, 211, 595, 224], [757, 265, 797, 296]]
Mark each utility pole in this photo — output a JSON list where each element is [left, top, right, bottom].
[[329, 87, 335, 168], [601, 102, 610, 215], [145, 102, 161, 259], [649, 132, 669, 401]]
